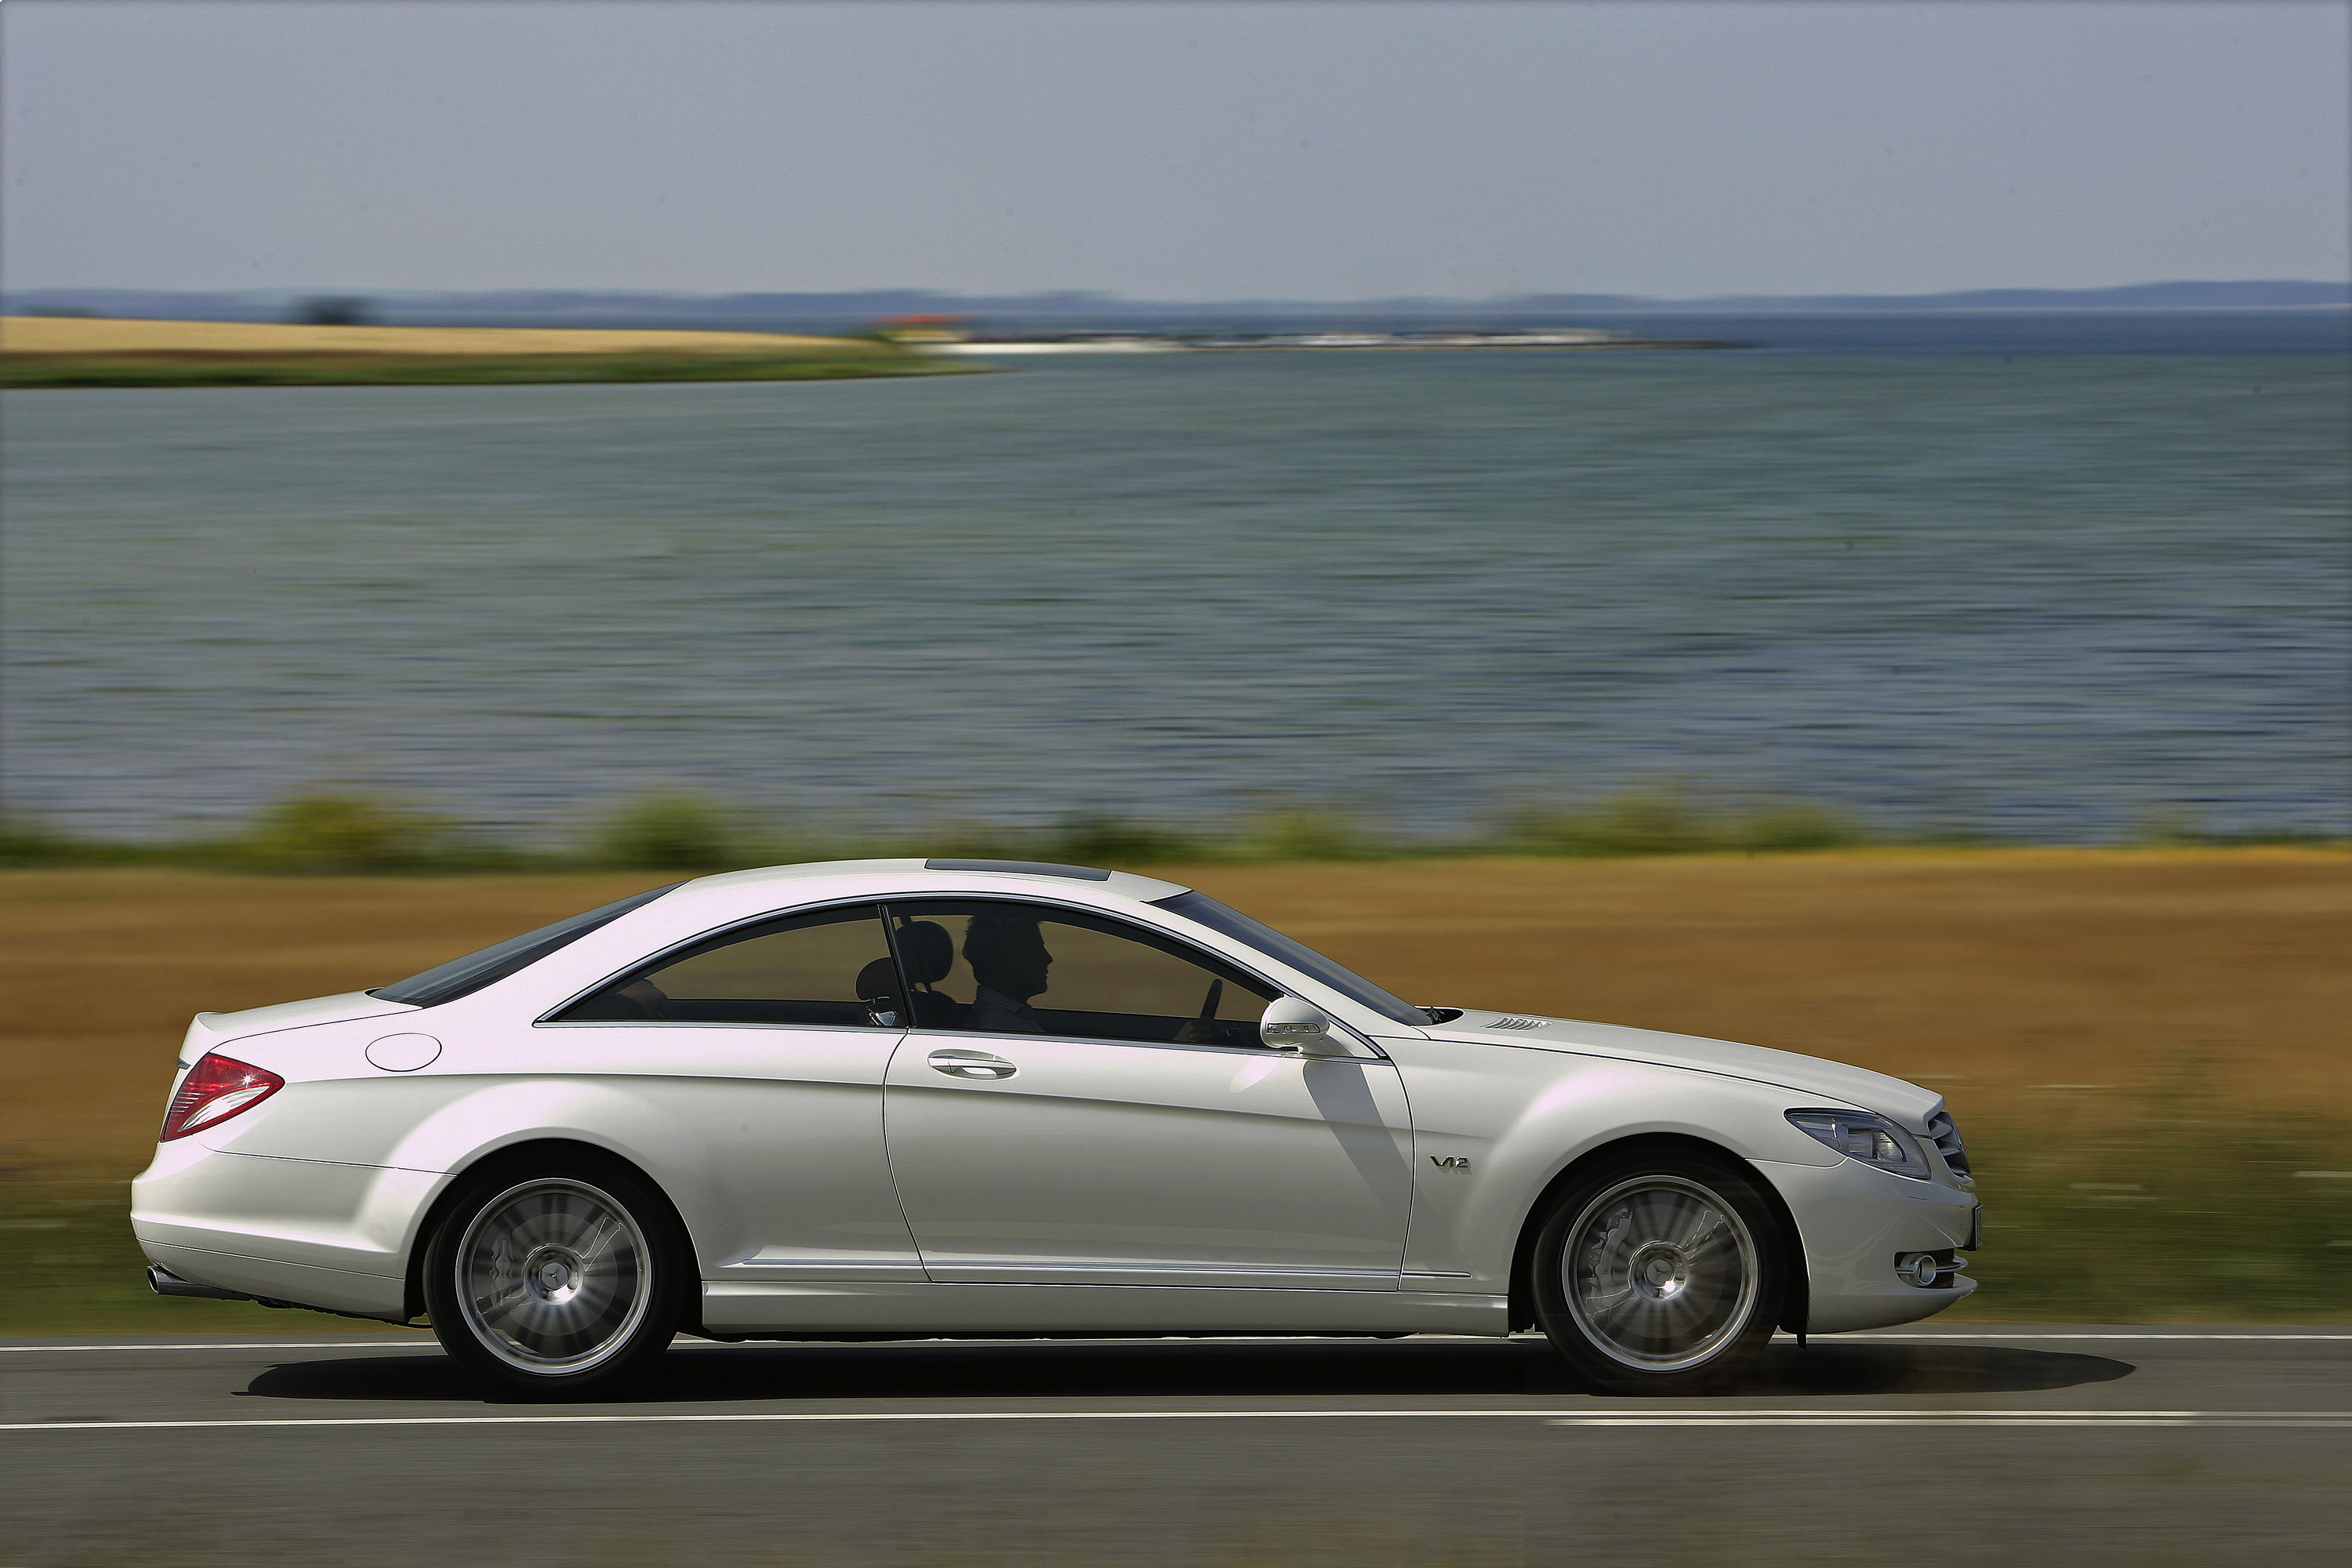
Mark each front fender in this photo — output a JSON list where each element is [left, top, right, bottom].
[[1382, 1036, 1842, 1290]]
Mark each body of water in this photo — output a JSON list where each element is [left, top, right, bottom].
[[3, 314, 2346, 842]]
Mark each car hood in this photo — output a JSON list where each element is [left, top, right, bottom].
[[1419, 1012, 1944, 1127]]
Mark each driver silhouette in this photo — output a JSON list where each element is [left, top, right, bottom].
[[962, 910, 1051, 1033]]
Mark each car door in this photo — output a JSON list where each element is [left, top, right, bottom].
[[536, 902, 922, 1281], [879, 899, 1414, 1289]]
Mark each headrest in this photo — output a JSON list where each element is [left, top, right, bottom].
[[853, 957, 898, 1002], [896, 920, 955, 985]]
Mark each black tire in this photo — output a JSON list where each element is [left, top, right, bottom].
[[1530, 1147, 1786, 1396], [424, 1153, 688, 1401]]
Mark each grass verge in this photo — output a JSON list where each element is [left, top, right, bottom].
[[1950, 1089, 2352, 1322]]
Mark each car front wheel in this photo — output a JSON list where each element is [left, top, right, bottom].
[[1531, 1149, 1785, 1395], [424, 1157, 686, 1400]]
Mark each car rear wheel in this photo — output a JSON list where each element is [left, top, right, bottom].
[[1531, 1149, 1785, 1395], [424, 1157, 686, 1400]]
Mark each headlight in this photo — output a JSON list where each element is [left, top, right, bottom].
[[1786, 1109, 1932, 1180]]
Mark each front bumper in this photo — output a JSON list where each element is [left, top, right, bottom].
[[1759, 1156, 1980, 1334]]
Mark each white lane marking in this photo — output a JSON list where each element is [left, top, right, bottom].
[[5, 1409, 2351, 1436], [6, 1331, 2351, 1356], [1547, 1416, 2352, 1428], [1856, 1334, 2352, 1342]]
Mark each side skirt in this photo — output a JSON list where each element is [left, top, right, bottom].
[[701, 1281, 1508, 1337]]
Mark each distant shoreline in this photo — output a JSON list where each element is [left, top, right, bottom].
[[7, 280, 2345, 327], [0, 317, 982, 388]]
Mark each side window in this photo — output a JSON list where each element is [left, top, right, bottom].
[[887, 901, 1276, 1047], [554, 905, 902, 1028]]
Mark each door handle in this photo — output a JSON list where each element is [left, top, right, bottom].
[[928, 1049, 1018, 1080]]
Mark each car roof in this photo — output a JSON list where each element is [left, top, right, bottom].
[[673, 857, 1192, 906]]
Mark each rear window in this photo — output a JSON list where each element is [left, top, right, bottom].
[[1149, 890, 1428, 1028], [371, 884, 683, 1008]]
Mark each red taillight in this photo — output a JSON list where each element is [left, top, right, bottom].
[[160, 1053, 285, 1142]]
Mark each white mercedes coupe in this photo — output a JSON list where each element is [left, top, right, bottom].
[[135, 858, 1980, 1398]]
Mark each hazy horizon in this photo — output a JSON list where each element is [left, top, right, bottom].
[[4, 2, 2345, 299], [11, 280, 2350, 309]]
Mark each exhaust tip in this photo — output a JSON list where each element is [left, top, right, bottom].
[[147, 1263, 253, 1302]]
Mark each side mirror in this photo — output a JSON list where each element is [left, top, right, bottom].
[[1261, 996, 1349, 1057]]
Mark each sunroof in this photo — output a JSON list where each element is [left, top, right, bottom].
[[924, 858, 1113, 881]]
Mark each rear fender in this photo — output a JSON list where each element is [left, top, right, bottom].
[[373, 1080, 736, 1279], [398, 1136, 703, 1328]]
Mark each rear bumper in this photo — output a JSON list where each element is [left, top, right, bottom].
[[132, 1137, 443, 1320], [140, 1241, 411, 1319]]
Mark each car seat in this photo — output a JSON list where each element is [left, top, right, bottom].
[[853, 957, 903, 1025], [895, 920, 966, 1028]]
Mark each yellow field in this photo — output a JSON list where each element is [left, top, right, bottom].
[[0, 314, 868, 359], [3, 848, 2344, 1171]]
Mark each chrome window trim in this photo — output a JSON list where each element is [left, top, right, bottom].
[[896, 1023, 1392, 1063], [531, 887, 1388, 1057], [538, 1019, 907, 1034]]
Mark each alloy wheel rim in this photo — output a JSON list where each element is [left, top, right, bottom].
[[455, 1178, 652, 1374], [1562, 1175, 1759, 1372]]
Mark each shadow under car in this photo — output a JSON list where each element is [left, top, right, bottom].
[[240, 1334, 2136, 1406]]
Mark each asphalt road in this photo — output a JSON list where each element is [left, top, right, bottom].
[[3, 1327, 2347, 1566]]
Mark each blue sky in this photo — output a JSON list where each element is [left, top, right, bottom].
[[4, 1, 2345, 298]]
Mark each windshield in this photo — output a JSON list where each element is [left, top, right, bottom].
[[371, 884, 683, 1008], [1149, 890, 1428, 1027]]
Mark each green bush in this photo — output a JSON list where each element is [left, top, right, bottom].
[[1727, 800, 1871, 851], [11, 784, 2333, 877], [289, 296, 377, 326], [1231, 804, 1387, 862], [1494, 787, 1872, 858], [590, 792, 750, 869], [0, 813, 105, 866], [206, 792, 473, 873], [2, 350, 985, 389], [2132, 807, 2338, 848], [1035, 813, 1218, 866]]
